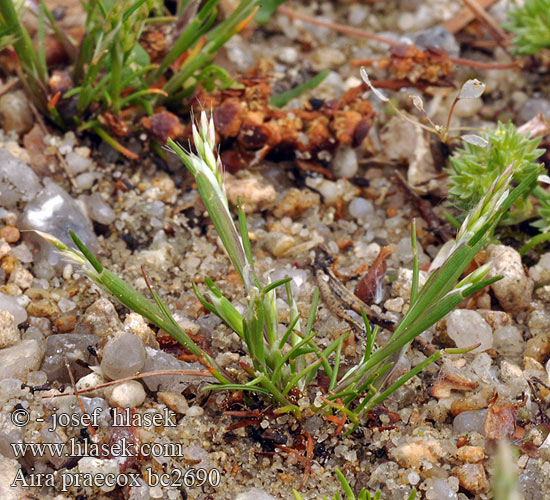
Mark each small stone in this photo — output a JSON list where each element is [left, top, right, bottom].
[[0, 226, 19, 244], [311, 47, 346, 71], [82, 193, 115, 225], [76, 372, 106, 398], [0, 455, 29, 499], [65, 151, 93, 175], [272, 188, 320, 219], [384, 297, 404, 313], [0, 91, 33, 135], [53, 315, 77, 333], [524, 334, 550, 364], [142, 348, 199, 392], [332, 146, 358, 178], [349, 197, 374, 220], [457, 445, 485, 463], [41, 333, 99, 382], [390, 437, 443, 468], [493, 326, 524, 358], [263, 232, 295, 257], [235, 489, 278, 500], [425, 478, 458, 500], [25, 287, 59, 318], [527, 307, 550, 337], [123, 312, 159, 348], [185, 405, 204, 417], [215, 351, 239, 368], [100, 333, 146, 380], [0, 311, 20, 348], [78, 457, 120, 493], [79, 298, 123, 338], [225, 173, 276, 213], [9, 266, 33, 289], [454, 463, 489, 494], [0, 292, 27, 324], [487, 245, 533, 313], [446, 309, 492, 352], [106, 380, 146, 408], [21, 179, 97, 269], [0, 151, 41, 210], [277, 46, 299, 64], [414, 25, 460, 57], [157, 392, 189, 414], [391, 268, 428, 301], [0, 339, 43, 381], [453, 409, 488, 435]]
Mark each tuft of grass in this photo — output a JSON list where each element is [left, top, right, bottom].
[[0, 0, 259, 152], [506, 0, 550, 55], [446, 121, 547, 230], [39, 109, 538, 423]]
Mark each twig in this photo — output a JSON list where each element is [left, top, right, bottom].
[[65, 357, 96, 437], [0, 79, 18, 97], [443, 0, 499, 34], [276, 5, 400, 47], [39, 369, 215, 398], [461, 0, 513, 59]]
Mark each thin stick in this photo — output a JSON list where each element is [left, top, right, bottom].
[[443, 0, 498, 34], [277, 5, 400, 47], [39, 369, 215, 398], [65, 357, 96, 437]]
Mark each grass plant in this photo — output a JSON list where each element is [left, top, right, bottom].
[[0, 0, 259, 154], [40, 109, 538, 424]]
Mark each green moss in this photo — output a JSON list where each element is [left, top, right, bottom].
[[506, 0, 550, 55], [447, 121, 545, 225]]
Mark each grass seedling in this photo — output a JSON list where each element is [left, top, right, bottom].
[[39, 107, 539, 423], [292, 467, 416, 500]]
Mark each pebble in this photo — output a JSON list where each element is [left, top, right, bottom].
[[311, 47, 346, 71], [272, 188, 320, 219], [529, 252, 550, 283], [453, 409, 488, 435], [82, 193, 116, 225], [21, 179, 98, 269], [425, 478, 457, 500], [348, 4, 368, 26], [493, 326, 524, 358], [0, 226, 19, 244], [79, 298, 123, 338], [0, 311, 20, 348], [123, 312, 159, 348], [157, 391, 189, 414], [78, 457, 120, 493], [76, 372, 106, 398], [517, 97, 550, 122], [332, 146, 358, 178], [454, 463, 489, 494], [225, 173, 276, 213], [53, 315, 77, 333], [263, 232, 295, 257], [390, 437, 443, 468], [235, 488, 278, 500], [487, 245, 533, 312], [0, 150, 41, 209], [0, 91, 33, 135], [0, 292, 27, 324], [0, 339, 43, 381], [106, 380, 146, 408], [413, 25, 460, 57], [41, 333, 99, 382], [527, 307, 550, 337], [524, 334, 550, 364], [446, 309, 492, 352], [142, 347, 198, 392], [457, 445, 485, 463], [185, 405, 204, 417], [0, 455, 29, 499], [100, 332, 146, 380], [25, 287, 59, 318], [224, 35, 256, 72], [65, 151, 93, 175], [276, 46, 299, 65], [9, 266, 33, 289]]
